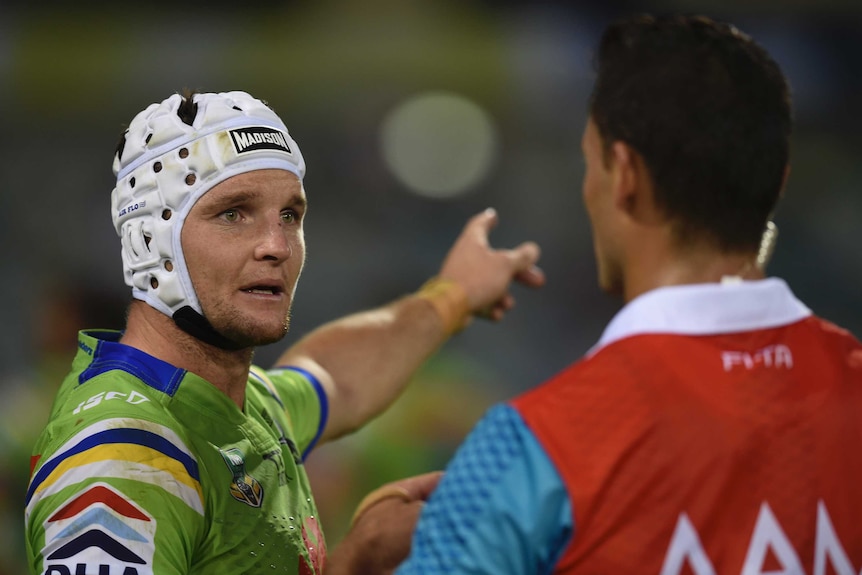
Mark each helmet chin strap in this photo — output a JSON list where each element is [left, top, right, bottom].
[[172, 306, 245, 351]]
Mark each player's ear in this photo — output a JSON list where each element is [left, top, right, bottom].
[[609, 142, 663, 224], [609, 141, 639, 213]]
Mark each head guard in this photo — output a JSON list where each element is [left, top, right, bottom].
[[111, 90, 305, 348]]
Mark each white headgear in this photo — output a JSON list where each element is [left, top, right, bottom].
[[111, 91, 305, 346]]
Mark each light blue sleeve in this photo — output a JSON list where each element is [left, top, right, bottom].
[[395, 404, 574, 575]]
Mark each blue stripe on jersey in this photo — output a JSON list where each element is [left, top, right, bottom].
[[276, 366, 329, 461], [78, 332, 186, 396], [26, 428, 200, 505], [396, 404, 573, 575]]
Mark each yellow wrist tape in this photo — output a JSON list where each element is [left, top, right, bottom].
[[415, 277, 471, 336], [350, 485, 413, 527]]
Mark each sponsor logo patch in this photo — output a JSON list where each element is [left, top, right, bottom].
[[229, 126, 292, 155], [220, 448, 264, 507], [42, 483, 155, 575]]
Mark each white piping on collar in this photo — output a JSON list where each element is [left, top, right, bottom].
[[589, 278, 811, 356]]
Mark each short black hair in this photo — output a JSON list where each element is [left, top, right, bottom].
[[176, 88, 199, 126], [114, 88, 199, 162], [589, 14, 793, 251]]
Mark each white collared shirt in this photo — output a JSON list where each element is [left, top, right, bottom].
[[590, 278, 812, 356]]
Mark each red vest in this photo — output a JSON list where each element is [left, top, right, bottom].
[[513, 316, 862, 574]]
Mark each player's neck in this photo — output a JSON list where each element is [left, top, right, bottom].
[[622, 238, 763, 302], [121, 301, 253, 410]]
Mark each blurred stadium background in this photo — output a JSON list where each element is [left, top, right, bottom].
[[2, 0, 860, 572]]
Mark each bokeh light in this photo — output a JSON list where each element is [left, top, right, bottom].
[[380, 91, 499, 199]]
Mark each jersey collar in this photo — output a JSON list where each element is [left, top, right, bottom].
[[590, 278, 811, 356], [77, 330, 187, 396]]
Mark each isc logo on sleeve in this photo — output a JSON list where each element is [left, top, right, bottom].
[[72, 391, 150, 415]]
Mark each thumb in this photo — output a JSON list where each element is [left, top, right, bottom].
[[351, 471, 443, 527], [392, 470, 444, 501], [466, 208, 499, 244]]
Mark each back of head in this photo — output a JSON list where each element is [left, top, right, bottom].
[[589, 15, 793, 252]]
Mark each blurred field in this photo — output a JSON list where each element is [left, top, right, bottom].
[[2, 1, 860, 572]]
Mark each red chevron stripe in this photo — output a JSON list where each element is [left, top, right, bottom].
[[48, 485, 150, 522]]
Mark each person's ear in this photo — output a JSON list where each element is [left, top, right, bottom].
[[608, 141, 639, 214], [609, 142, 662, 224]]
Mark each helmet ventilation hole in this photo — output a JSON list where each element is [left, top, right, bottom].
[[185, 173, 196, 186], [154, 161, 163, 173], [145, 133, 152, 144], [162, 209, 172, 220], [130, 177, 136, 188], [164, 260, 174, 272], [150, 277, 159, 289], [179, 147, 189, 159]]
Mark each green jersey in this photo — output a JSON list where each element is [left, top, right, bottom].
[[25, 330, 328, 575]]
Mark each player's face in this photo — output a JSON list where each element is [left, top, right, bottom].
[[581, 118, 624, 296], [182, 169, 307, 348]]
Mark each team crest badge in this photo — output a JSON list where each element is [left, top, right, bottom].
[[220, 448, 264, 507]]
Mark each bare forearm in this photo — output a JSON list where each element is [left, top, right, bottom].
[[277, 210, 543, 446], [276, 293, 451, 441]]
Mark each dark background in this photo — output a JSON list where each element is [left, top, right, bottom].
[[2, 1, 860, 570]]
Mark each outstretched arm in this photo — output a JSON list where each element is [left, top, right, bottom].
[[275, 208, 544, 444]]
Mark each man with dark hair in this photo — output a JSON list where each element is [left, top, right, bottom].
[[589, 15, 791, 257], [348, 14, 862, 574], [24, 90, 545, 575]]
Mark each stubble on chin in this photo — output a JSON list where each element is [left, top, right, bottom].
[[207, 305, 293, 349]]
